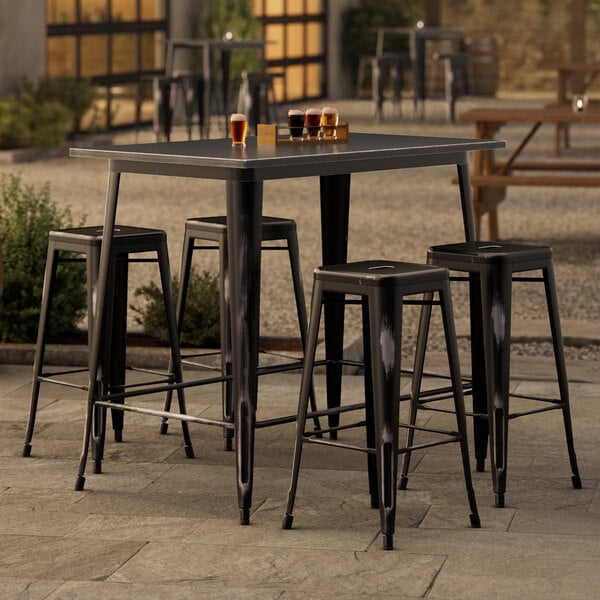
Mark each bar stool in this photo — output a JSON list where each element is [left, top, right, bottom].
[[404, 241, 582, 508], [162, 216, 318, 450], [22, 225, 194, 466], [282, 260, 480, 551]]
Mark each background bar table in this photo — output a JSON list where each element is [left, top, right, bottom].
[[165, 38, 267, 138], [70, 132, 505, 524]]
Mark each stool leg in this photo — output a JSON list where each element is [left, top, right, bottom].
[[469, 273, 489, 472], [22, 244, 59, 457], [439, 281, 480, 527], [283, 281, 324, 530], [90, 249, 119, 475], [157, 240, 195, 458], [399, 290, 434, 490], [161, 227, 194, 434], [543, 261, 582, 489], [481, 264, 512, 508], [368, 286, 402, 551], [286, 228, 321, 433], [361, 297, 378, 508]]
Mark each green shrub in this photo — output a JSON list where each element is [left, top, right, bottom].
[[27, 75, 96, 133], [0, 76, 96, 149], [0, 173, 87, 343], [132, 268, 220, 348], [0, 91, 72, 149]]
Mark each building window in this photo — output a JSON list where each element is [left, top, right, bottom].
[[46, 0, 169, 130], [253, 0, 326, 102]]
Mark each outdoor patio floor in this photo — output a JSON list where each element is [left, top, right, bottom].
[[1, 352, 599, 599]]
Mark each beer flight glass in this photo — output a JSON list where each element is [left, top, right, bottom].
[[286, 107, 340, 141], [321, 106, 339, 139], [287, 109, 305, 140]]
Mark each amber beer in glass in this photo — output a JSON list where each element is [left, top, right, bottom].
[[321, 106, 339, 139], [304, 108, 321, 139], [230, 113, 248, 146], [287, 109, 304, 140]]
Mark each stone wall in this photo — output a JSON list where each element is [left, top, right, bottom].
[[440, 0, 600, 94]]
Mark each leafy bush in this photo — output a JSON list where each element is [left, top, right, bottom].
[[0, 173, 87, 343], [26, 75, 96, 133], [0, 92, 72, 149], [0, 76, 96, 149], [132, 268, 220, 348]]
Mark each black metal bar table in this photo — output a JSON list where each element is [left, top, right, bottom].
[[70, 132, 505, 524], [165, 38, 266, 138]]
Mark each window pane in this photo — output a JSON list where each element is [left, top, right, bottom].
[[81, 34, 107, 76], [47, 0, 76, 24], [306, 22, 322, 55], [285, 64, 304, 100], [47, 36, 76, 76], [81, 0, 109, 23], [286, 24, 304, 58], [112, 0, 137, 21], [264, 23, 284, 60], [306, 62, 321, 96], [141, 31, 165, 70], [252, 0, 264, 17], [306, 0, 323, 14], [264, 0, 284, 16], [112, 34, 137, 73], [141, 0, 165, 19], [110, 83, 138, 126], [287, 0, 303, 16]]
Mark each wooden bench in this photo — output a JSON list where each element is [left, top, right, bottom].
[[458, 105, 600, 239]]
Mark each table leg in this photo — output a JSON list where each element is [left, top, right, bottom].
[[319, 174, 351, 437], [456, 160, 477, 242], [226, 180, 263, 525], [456, 159, 489, 474]]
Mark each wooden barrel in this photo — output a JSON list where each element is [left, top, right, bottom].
[[467, 37, 498, 96]]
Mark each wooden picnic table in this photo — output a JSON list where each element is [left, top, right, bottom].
[[458, 104, 600, 239], [553, 62, 600, 154]]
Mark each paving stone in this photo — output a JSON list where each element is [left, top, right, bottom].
[[109, 542, 445, 596]]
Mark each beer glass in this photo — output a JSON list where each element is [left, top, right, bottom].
[[288, 109, 305, 140], [305, 108, 321, 139], [321, 106, 339, 139], [230, 113, 248, 146]]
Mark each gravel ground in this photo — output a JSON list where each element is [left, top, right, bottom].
[[2, 94, 599, 360]]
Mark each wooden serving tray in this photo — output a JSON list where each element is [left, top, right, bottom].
[[257, 122, 349, 146]]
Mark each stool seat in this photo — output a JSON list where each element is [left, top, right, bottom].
[[428, 241, 553, 266], [410, 240, 582, 507], [49, 224, 167, 248], [315, 260, 450, 287], [283, 260, 479, 550]]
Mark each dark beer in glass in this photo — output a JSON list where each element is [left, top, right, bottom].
[[288, 109, 304, 140], [305, 108, 321, 139]]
